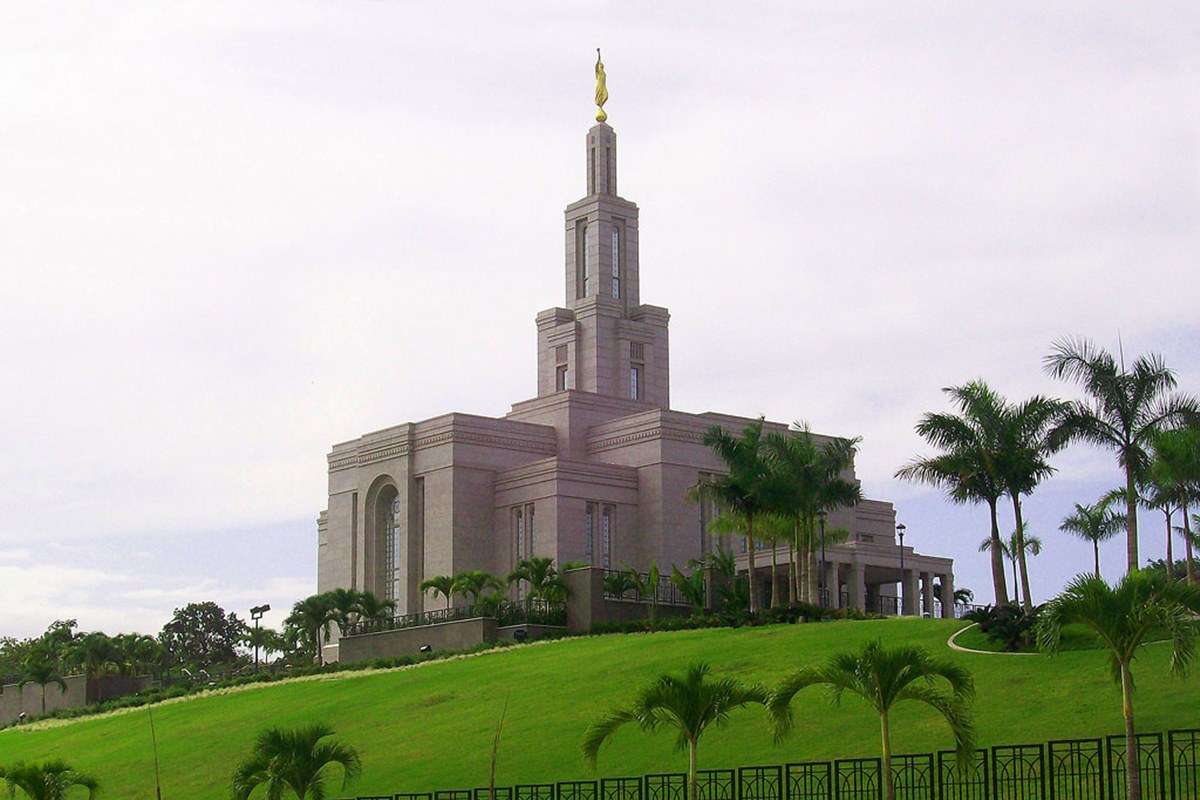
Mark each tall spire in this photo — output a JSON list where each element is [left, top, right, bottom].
[[594, 49, 608, 123]]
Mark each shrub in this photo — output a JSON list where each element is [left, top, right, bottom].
[[968, 603, 1041, 651]]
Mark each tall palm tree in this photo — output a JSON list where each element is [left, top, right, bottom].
[[2, 760, 98, 800], [897, 381, 1010, 605], [231, 723, 361, 800], [19, 657, 68, 717], [1060, 500, 1123, 578], [977, 527, 1042, 607], [420, 575, 458, 610], [326, 587, 363, 635], [696, 418, 772, 613], [996, 395, 1067, 610], [582, 664, 768, 800], [453, 571, 505, 605], [765, 425, 861, 605], [1151, 427, 1200, 585], [1038, 572, 1200, 800], [769, 641, 975, 800], [284, 594, 337, 666], [1045, 337, 1200, 573]]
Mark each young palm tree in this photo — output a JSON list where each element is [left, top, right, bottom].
[[696, 418, 772, 613], [977, 527, 1042, 607], [1038, 572, 1200, 800], [453, 571, 505, 605], [768, 641, 975, 800], [1045, 337, 1200, 573], [996, 395, 1067, 610], [2, 760, 98, 800], [420, 575, 458, 610], [582, 664, 768, 800], [508, 557, 569, 604], [1151, 427, 1200, 585], [231, 723, 361, 800], [669, 565, 708, 611], [1059, 500, 1123, 578], [19, 657, 68, 717], [355, 591, 397, 626], [284, 594, 337, 666], [897, 381, 1010, 605]]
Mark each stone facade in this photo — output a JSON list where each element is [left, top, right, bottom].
[[317, 115, 955, 651]]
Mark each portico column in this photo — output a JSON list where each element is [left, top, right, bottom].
[[902, 569, 919, 616], [849, 562, 866, 611], [921, 571, 934, 616], [825, 562, 841, 609], [939, 573, 955, 619]]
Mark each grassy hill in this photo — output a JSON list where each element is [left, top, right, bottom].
[[2, 618, 1198, 799]]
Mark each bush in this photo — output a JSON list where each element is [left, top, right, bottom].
[[967, 603, 1041, 652]]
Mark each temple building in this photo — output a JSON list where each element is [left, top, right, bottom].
[[316, 61, 955, 645]]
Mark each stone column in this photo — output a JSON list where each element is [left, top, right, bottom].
[[921, 571, 934, 616], [902, 569, 919, 616], [825, 562, 841, 609], [849, 562, 866, 611], [939, 573, 955, 619]]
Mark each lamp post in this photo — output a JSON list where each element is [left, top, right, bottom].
[[250, 604, 270, 669], [896, 523, 906, 615], [818, 510, 828, 607]]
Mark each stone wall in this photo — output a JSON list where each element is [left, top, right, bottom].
[[1, 675, 151, 726]]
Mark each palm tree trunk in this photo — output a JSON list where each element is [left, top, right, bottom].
[[987, 498, 1009, 605], [746, 515, 760, 614], [788, 536, 797, 604], [798, 538, 808, 604], [1011, 495, 1034, 611], [770, 544, 780, 608], [688, 736, 699, 800], [1184, 506, 1196, 585], [880, 709, 895, 800], [1121, 661, 1140, 800], [808, 546, 819, 608], [1093, 540, 1101, 579], [1010, 556, 1019, 606], [1165, 509, 1175, 580], [1125, 465, 1140, 574]]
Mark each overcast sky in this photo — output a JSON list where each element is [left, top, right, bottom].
[[1, 3, 1197, 638]]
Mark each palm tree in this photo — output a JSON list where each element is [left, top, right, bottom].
[[1038, 572, 1200, 800], [1060, 500, 1123, 578], [696, 418, 772, 613], [19, 657, 68, 717], [768, 640, 975, 800], [669, 565, 707, 611], [996, 395, 1067, 610], [420, 575, 458, 610], [453, 571, 505, 605], [285, 594, 337, 666], [897, 381, 1010, 605], [326, 587, 363, 634], [977, 527, 1042, 607], [582, 664, 768, 800], [2, 760, 98, 800], [231, 723, 361, 800], [508, 557, 570, 604], [1045, 337, 1200, 573], [355, 591, 397, 626], [1151, 427, 1200, 585]]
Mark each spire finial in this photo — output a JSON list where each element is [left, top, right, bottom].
[[594, 49, 608, 123]]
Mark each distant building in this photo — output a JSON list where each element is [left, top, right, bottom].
[[317, 78, 955, 645]]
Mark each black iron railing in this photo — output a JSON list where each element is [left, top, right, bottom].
[[367, 727, 1200, 800], [344, 599, 566, 637], [601, 569, 699, 608]]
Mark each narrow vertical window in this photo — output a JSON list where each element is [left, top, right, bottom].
[[556, 365, 568, 391], [584, 502, 595, 563], [579, 222, 590, 296], [526, 503, 535, 555], [611, 226, 620, 298], [601, 505, 613, 568], [514, 507, 526, 599], [630, 365, 641, 400]]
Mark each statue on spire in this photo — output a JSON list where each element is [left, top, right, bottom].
[[594, 49, 608, 123]]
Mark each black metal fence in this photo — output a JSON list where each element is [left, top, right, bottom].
[[601, 569, 698, 608], [352, 728, 1199, 800], [344, 599, 566, 637]]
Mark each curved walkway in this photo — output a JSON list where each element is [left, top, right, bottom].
[[946, 622, 1039, 656]]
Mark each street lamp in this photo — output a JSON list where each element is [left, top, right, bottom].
[[250, 604, 270, 669], [818, 510, 828, 607], [896, 523, 906, 615]]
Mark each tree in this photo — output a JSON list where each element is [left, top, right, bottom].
[[326, 587, 364, 634], [1038, 572, 1200, 800], [159, 601, 248, 671], [453, 571, 505, 605], [508, 557, 570, 604], [420, 575, 458, 610], [996, 395, 1067, 610], [582, 664, 768, 800], [897, 381, 1010, 605], [764, 425, 861, 607], [769, 640, 975, 800], [977, 527, 1042, 608], [632, 562, 664, 620], [284, 595, 337, 666], [1045, 337, 1199, 573], [19, 653, 67, 717], [1060, 500, 1123, 578], [355, 591, 397, 626], [669, 565, 707, 611], [231, 723, 361, 800], [696, 418, 772, 613], [1, 760, 98, 800], [1150, 427, 1200, 585]]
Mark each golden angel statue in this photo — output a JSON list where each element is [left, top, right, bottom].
[[595, 48, 608, 123]]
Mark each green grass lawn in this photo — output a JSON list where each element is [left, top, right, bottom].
[[2, 618, 1198, 799]]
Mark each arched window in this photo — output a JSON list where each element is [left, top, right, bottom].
[[377, 487, 400, 602], [611, 226, 620, 298]]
